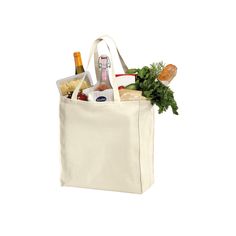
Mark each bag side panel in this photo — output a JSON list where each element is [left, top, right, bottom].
[[138, 101, 155, 192]]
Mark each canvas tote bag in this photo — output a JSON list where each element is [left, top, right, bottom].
[[58, 36, 154, 193]]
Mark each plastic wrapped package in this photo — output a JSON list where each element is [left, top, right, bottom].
[[119, 89, 146, 101], [56, 72, 92, 97]]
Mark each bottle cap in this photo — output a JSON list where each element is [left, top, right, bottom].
[[98, 55, 110, 69], [73, 52, 81, 57]]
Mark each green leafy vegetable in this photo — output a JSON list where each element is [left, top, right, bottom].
[[127, 62, 179, 115]]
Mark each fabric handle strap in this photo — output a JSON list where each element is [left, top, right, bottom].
[[71, 37, 123, 101], [94, 35, 128, 79]]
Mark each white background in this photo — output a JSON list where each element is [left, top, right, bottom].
[[0, 0, 235, 235]]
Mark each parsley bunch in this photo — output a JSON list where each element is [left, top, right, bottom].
[[127, 62, 179, 115]]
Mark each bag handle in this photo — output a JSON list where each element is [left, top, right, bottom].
[[71, 36, 128, 101], [94, 35, 128, 79], [71, 38, 120, 101]]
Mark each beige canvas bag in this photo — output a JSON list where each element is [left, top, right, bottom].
[[57, 36, 154, 193]]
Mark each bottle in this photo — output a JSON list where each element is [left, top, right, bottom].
[[87, 55, 113, 102], [73, 52, 85, 74], [94, 55, 112, 91], [63, 52, 90, 100]]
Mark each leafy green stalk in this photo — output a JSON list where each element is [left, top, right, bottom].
[[127, 62, 179, 115]]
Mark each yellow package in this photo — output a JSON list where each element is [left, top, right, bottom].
[[60, 79, 90, 96]]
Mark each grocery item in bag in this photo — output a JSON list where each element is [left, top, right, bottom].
[[58, 52, 92, 98], [119, 89, 146, 101], [115, 74, 136, 87], [89, 89, 114, 102], [59, 78, 91, 96], [77, 92, 88, 101], [85, 55, 114, 102], [74, 52, 85, 74], [158, 64, 177, 85]]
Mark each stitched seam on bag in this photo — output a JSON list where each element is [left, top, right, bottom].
[[60, 102, 65, 185], [152, 108, 155, 184], [138, 101, 143, 193]]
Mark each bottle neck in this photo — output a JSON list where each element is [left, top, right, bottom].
[[101, 68, 109, 81], [99, 56, 110, 82]]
